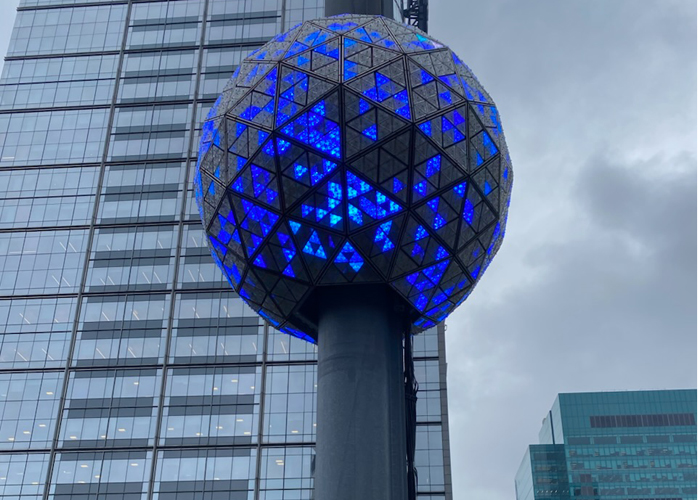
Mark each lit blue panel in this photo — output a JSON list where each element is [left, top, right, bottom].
[[334, 241, 364, 272]]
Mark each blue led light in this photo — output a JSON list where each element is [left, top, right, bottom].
[[362, 124, 378, 141], [335, 241, 364, 272], [303, 230, 327, 259], [374, 221, 394, 253], [463, 199, 474, 225]]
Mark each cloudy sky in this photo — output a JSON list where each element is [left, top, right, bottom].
[[0, 1, 695, 499]]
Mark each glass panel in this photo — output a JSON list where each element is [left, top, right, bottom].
[[0, 108, 109, 167], [170, 291, 263, 364], [98, 161, 186, 224], [0, 166, 99, 229], [263, 364, 316, 444], [0, 297, 75, 370], [153, 448, 256, 499], [0, 371, 63, 450], [8, 5, 127, 57], [73, 294, 170, 367], [59, 368, 161, 449], [0, 229, 88, 295], [0, 453, 50, 500], [258, 446, 314, 499], [86, 225, 178, 293], [161, 366, 261, 446], [49, 451, 151, 500]]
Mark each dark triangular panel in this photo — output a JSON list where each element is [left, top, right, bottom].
[[292, 172, 345, 232], [345, 18, 400, 51], [288, 221, 343, 281], [346, 170, 404, 231], [351, 213, 404, 279], [279, 91, 342, 159]]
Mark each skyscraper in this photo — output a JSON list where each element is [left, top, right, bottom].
[[515, 390, 697, 500], [0, 1, 453, 499]]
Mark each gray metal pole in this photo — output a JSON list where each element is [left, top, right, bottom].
[[315, 286, 408, 500], [325, 0, 395, 17]]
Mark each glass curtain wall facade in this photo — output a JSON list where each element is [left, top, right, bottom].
[[0, 1, 453, 499], [515, 390, 697, 500]]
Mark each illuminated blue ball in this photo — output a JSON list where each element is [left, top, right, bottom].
[[195, 14, 513, 342]]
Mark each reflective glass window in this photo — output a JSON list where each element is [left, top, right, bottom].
[[109, 104, 192, 161], [153, 448, 256, 499], [161, 366, 261, 446], [8, 6, 127, 57], [86, 226, 178, 293], [199, 47, 253, 100], [1, 54, 118, 85], [416, 424, 446, 493], [0, 80, 115, 110], [266, 328, 317, 363], [0, 297, 76, 370], [284, 0, 324, 29], [127, 0, 204, 51], [0, 229, 88, 295], [0, 371, 63, 450], [0, 166, 99, 229], [0, 108, 109, 167], [258, 446, 314, 499], [73, 294, 170, 367], [178, 224, 228, 289], [49, 451, 151, 500], [60, 369, 161, 449], [120, 50, 197, 104], [0, 453, 50, 500], [98, 161, 185, 224], [413, 326, 439, 358], [170, 291, 263, 364], [263, 364, 316, 444]]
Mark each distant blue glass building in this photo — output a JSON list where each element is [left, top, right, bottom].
[[515, 390, 697, 500]]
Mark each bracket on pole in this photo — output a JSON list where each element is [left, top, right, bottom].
[[402, 0, 428, 33]]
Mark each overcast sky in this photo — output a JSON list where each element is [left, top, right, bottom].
[[0, 1, 696, 499]]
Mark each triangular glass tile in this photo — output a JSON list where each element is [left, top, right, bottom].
[[386, 22, 443, 53], [276, 66, 335, 127], [391, 216, 449, 279], [231, 197, 280, 257], [414, 194, 460, 249], [351, 214, 404, 278], [230, 161, 280, 209], [346, 170, 404, 230], [457, 183, 498, 249], [287, 222, 342, 281], [412, 152, 463, 202], [293, 172, 344, 231], [345, 18, 400, 51], [344, 90, 407, 158], [262, 226, 310, 281], [417, 105, 469, 171], [469, 130, 499, 169], [234, 62, 275, 89], [313, 16, 363, 32], [346, 60, 410, 120], [294, 24, 334, 50], [225, 120, 270, 185], [280, 93, 342, 158], [343, 39, 401, 81]]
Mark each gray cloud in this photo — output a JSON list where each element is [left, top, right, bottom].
[[430, 0, 696, 498]]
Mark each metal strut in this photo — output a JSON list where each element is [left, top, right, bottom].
[[402, 0, 428, 33], [404, 330, 419, 500]]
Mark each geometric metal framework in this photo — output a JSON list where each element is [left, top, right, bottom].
[[194, 14, 513, 343]]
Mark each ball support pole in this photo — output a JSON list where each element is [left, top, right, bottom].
[[315, 286, 408, 500]]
